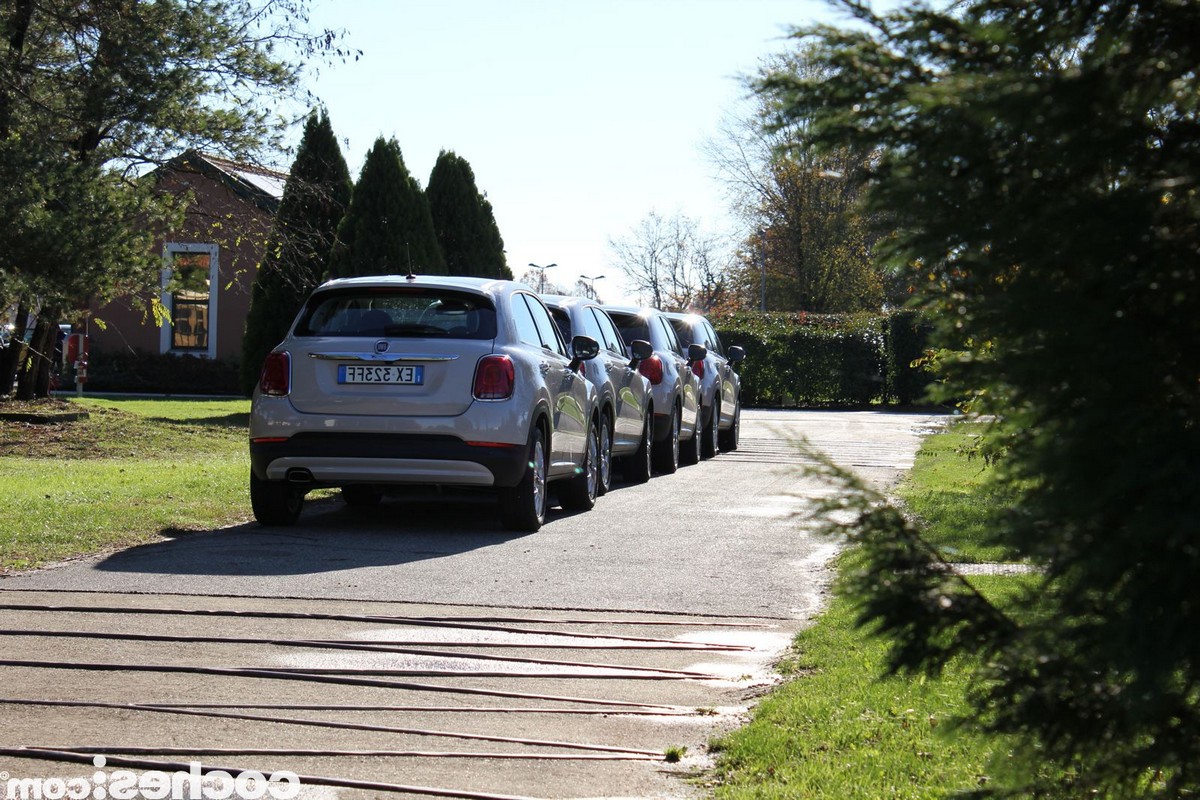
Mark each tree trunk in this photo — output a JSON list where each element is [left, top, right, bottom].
[[14, 314, 58, 400], [0, 299, 31, 398]]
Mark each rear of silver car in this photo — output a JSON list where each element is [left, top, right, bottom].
[[249, 280, 536, 524], [602, 306, 702, 474]]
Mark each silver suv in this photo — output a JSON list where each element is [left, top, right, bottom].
[[665, 312, 746, 455], [602, 305, 703, 474], [249, 276, 602, 532], [542, 295, 655, 491]]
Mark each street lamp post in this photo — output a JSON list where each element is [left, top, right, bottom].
[[527, 262, 556, 293], [580, 274, 605, 300]]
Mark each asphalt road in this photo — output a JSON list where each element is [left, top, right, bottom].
[[0, 409, 945, 799]]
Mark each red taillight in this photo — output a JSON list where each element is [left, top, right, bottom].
[[638, 354, 664, 385], [259, 351, 290, 396], [474, 354, 515, 400], [691, 358, 705, 380]]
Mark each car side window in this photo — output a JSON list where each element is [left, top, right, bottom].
[[590, 308, 626, 355], [703, 320, 724, 356], [510, 293, 543, 348], [523, 294, 568, 357], [576, 307, 608, 353], [658, 317, 683, 353]]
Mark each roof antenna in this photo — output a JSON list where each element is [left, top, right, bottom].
[[405, 243, 416, 280]]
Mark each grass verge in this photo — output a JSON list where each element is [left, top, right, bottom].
[[894, 422, 1022, 563], [0, 396, 252, 571], [709, 421, 1028, 798]]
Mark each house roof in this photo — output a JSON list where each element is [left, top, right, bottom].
[[163, 150, 290, 213]]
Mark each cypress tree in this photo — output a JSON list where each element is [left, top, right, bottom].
[[426, 150, 510, 279], [328, 137, 445, 278], [240, 110, 351, 395]]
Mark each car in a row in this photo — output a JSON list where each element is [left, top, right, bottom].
[[248, 275, 744, 531]]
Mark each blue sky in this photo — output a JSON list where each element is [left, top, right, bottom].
[[304, 0, 860, 304]]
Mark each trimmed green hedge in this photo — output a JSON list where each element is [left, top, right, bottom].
[[713, 310, 933, 407], [71, 312, 933, 407], [883, 309, 935, 405], [77, 348, 242, 396]]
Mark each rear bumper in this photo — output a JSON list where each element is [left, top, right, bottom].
[[250, 432, 528, 488]]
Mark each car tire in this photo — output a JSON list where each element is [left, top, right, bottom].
[[701, 400, 719, 460], [719, 402, 740, 452], [654, 407, 681, 474], [500, 425, 548, 532], [250, 471, 304, 526], [341, 484, 382, 507], [596, 415, 613, 496], [560, 418, 600, 511], [624, 413, 653, 484]]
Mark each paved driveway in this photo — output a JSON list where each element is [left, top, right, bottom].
[[0, 409, 943, 799]]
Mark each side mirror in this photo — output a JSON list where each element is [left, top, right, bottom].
[[728, 345, 746, 365], [627, 339, 653, 366], [687, 343, 708, 365], [569, 334, 600, 370]]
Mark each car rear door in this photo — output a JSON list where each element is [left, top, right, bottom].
[[588, 306, 645, 449], [656, 315, 699, 434], [511, 293, 588, 473]]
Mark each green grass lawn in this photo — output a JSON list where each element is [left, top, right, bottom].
[[710, 577, 1026, 798], [710, 421, 1030, 798], [0, 396, 253, 571], [896, 423, 1023, 563]]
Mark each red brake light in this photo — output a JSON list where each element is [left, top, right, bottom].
[[259, 351, 290, 396], [474, 354, 515, 400], [638, 354, 664, 385], [691, 358, 705, 380]]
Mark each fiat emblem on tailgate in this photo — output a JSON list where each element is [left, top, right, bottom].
[[374, 340, 389, 353]]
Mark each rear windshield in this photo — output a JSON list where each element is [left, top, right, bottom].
[[548, 307, 573, 342], [609, 312, 650, 351], [295, 288, 497, 339], [667, 318, 695, 347]]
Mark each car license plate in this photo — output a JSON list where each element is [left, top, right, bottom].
[[338, 364, 424, 385]]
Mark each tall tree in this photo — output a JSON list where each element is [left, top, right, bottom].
[[608, 211, 729, 311], [762, 1, 1200, 795], [240, 110, 351, 395], [0, 0, 346, 399], [328, 137, 445, 277], [708, 52, 885, 312], [426, 150, 510, 279]]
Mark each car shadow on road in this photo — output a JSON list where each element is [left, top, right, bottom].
[[92, 488, 538, 577]]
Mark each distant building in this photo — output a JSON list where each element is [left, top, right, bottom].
[[88, 151, 287, 361]]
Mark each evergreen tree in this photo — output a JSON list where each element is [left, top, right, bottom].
[[426, 150, 510, 279], [240, 110, 351, 395], [762, 1, 1200, 795], [328, 138, 445, 278]]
